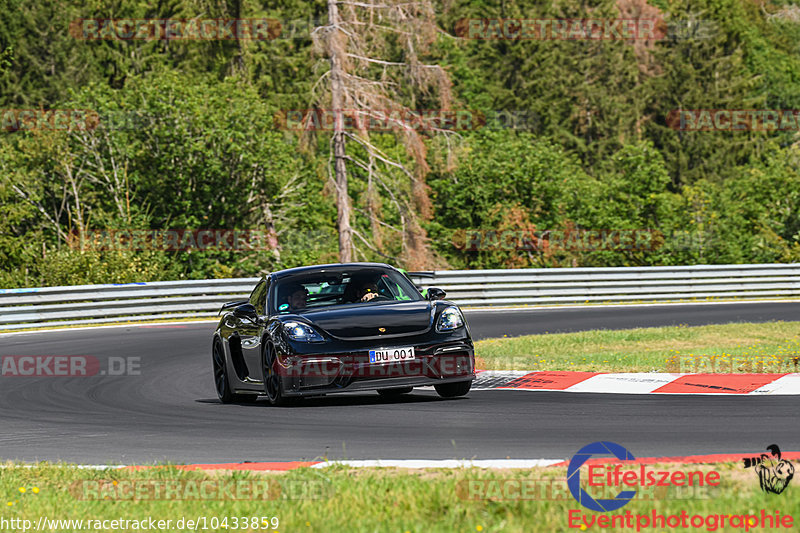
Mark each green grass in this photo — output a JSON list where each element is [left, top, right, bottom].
[[1, 463, 796, 532], [474, 321, 800, 373]]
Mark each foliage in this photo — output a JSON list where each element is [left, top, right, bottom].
[[1, 0, 800, 286], [0, 70, 332, 286]]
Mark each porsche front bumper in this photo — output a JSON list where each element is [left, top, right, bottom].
[[275, 340, 475, 396]]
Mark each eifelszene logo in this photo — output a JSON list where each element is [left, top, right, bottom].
[[743, 444, 795, 495], [567, 441, 721, 512], [568, 441, 637, 512]]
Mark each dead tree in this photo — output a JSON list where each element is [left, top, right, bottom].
[[311, 0, 455, 268]]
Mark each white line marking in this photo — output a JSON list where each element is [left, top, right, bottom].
[[0, 320, 217, 337], [310, 459, 564, 469], [0, 464, 126, 470], [463, 299, 800, 312]]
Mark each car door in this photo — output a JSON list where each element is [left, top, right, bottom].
[[240, 278, 269, 381]]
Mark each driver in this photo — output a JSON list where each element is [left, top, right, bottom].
[[286, 284, 308, 311]]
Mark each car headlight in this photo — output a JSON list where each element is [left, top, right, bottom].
[[283, 321, 324, 342], [436, 306, 464, 332]]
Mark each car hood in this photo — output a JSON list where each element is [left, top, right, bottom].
[[297, 300, 434, 339]]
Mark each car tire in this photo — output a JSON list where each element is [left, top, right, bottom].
[[377, 387, 413, 398], [213, 340, 259, 404], [434, 380, 471, 398], [263, 342, 292, 407]]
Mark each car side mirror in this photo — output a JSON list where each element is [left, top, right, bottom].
[[426, 287, 446, 301], [233, 303, 259, 321]]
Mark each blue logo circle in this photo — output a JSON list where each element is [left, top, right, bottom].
[[567, 441, 637, 512]]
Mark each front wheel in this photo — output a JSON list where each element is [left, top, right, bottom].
[[213, 340, 258, 404], [434, 380, 471, 398], [263, 342, 292, 406]]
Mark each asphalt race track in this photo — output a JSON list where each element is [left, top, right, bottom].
[[464, 301, 800, 338], [1, 301, 799, 464]]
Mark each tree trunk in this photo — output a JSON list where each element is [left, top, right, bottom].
[[328, 0, 353, 263]]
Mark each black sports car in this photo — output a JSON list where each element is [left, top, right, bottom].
[[212, 262, 475, 405]]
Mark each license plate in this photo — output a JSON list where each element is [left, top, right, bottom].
[[369, 347, 415, 363]]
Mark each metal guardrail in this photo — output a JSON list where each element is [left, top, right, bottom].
[[410, 264, 800, 307], [0, 264, 798, 330], [0, 279, 259, 330]]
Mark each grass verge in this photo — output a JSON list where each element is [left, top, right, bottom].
[[474, 321, 800, 373], [1, 463, 795, 533]]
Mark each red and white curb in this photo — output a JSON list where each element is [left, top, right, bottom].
[[472, 370, 800, 394]]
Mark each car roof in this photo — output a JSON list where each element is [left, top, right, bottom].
[[269, 262, 395, 280]]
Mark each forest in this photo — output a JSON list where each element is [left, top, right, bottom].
[[1, 0, 799, 287]]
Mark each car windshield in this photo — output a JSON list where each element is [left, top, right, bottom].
[[271, 267, 423, 314]]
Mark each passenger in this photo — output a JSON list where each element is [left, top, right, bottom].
[[357, 281, 380, 302], [343, 278, 380, 303]]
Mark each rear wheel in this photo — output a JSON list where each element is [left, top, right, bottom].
[[213, 340, 258, 404], [434, 380, 471, 398], [263, 342, 292, 406], [377, 387, 413, 399]]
